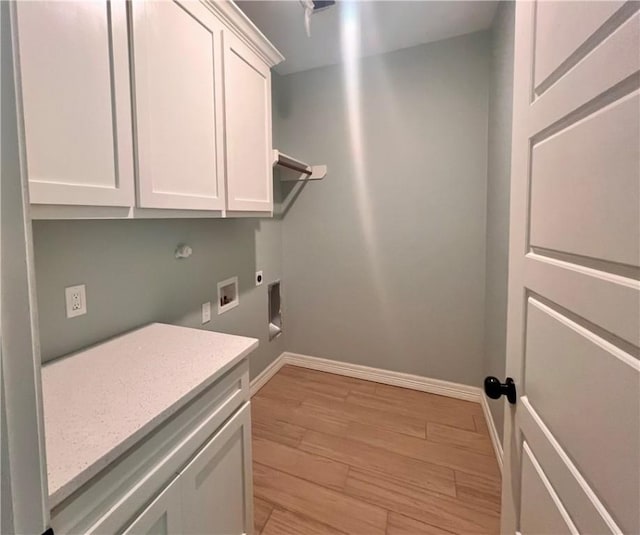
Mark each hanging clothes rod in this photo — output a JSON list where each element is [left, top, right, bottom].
[[273, 150, 327, 181], [277, 158, 312, 176]]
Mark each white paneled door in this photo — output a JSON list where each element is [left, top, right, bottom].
[[503, 2, 639, 534]]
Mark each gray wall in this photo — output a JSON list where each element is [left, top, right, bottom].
[[483, 1, 515, 440], [33, 216, 286, 379], [274, 32, 491, 386]]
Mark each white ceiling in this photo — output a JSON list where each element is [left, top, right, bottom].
[[237, 1, 499, 75]]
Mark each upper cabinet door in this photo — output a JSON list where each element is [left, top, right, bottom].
[[223, 31, 274, 213], [14, 1, 135, 207], [130, 0, 225, 211]]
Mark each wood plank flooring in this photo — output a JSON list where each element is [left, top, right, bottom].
[[252, 365, 501, 534]]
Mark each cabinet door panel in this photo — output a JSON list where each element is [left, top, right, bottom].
[[15, 1, 134, 206], [131, 0, 225, 210], [181, 403, 253, 535], [121, 476, 182, 535], [223, 32, 273, 212]]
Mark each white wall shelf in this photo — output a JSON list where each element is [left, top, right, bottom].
[[273, 150, 327, 181]]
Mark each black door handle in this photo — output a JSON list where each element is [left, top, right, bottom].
[[484, 376, 517, 404]]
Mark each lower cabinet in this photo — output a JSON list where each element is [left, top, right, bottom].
[[119, 403, 253, 535], [122, 477, 182, 535], [181, 401, 253, 535]]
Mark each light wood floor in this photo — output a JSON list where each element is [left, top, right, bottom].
[[251, 365, 501, 535]]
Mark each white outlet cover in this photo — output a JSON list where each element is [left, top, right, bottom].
[[65, 284, 87, 318], [202, 302, 211, 324], [255, 270, 264, 286]]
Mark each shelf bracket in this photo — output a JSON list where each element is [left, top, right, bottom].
[[273, 150, 327, 181]]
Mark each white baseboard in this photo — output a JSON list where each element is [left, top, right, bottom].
[[253, 351, 482, 402], [250, 351, 504, 471], [480, 393, 504, 473], [249, 353, 287, 397], [283, 352, 485, 402]]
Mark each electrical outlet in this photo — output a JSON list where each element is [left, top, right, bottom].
[[255, 271, 264, 286], [65, 284, 87, 318], [202, 302, 211, 324]]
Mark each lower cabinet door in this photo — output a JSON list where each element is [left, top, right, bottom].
[[122, 476, 183, 535], [180, 403, 254, 535]]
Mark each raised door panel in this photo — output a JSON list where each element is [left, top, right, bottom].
[[519, 443, 576, 535], [524, 298, 639, 531], [15, 1, 134, 206], [121, 476, 183, 535], [131, 0, 225, 210], [181, 404, 253, 535], [223, 31, 273, 213], [533, 1, 625, 92], [530, 91, 640, 267]]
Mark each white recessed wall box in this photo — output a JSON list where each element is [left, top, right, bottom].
[[217, 277, 239, 315]]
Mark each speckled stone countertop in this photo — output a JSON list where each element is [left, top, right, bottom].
[[41, 323, 258, 507]]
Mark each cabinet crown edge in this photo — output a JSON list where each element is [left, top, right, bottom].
[[202, 0, 284, 67]]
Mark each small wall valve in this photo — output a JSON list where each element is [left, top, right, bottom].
[[175, 244, 193, 259]]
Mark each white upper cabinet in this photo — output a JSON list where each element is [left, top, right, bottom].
[[15, 0, 283, 217], [14, 1, 135, 207], [130, 0, 226, 211], [223, 30, 274, 212]]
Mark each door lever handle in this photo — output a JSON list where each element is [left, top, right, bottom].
[[484, 376, 517, 404]]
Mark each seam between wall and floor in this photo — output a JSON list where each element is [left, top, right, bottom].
[[250, 351, 504, 473]]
